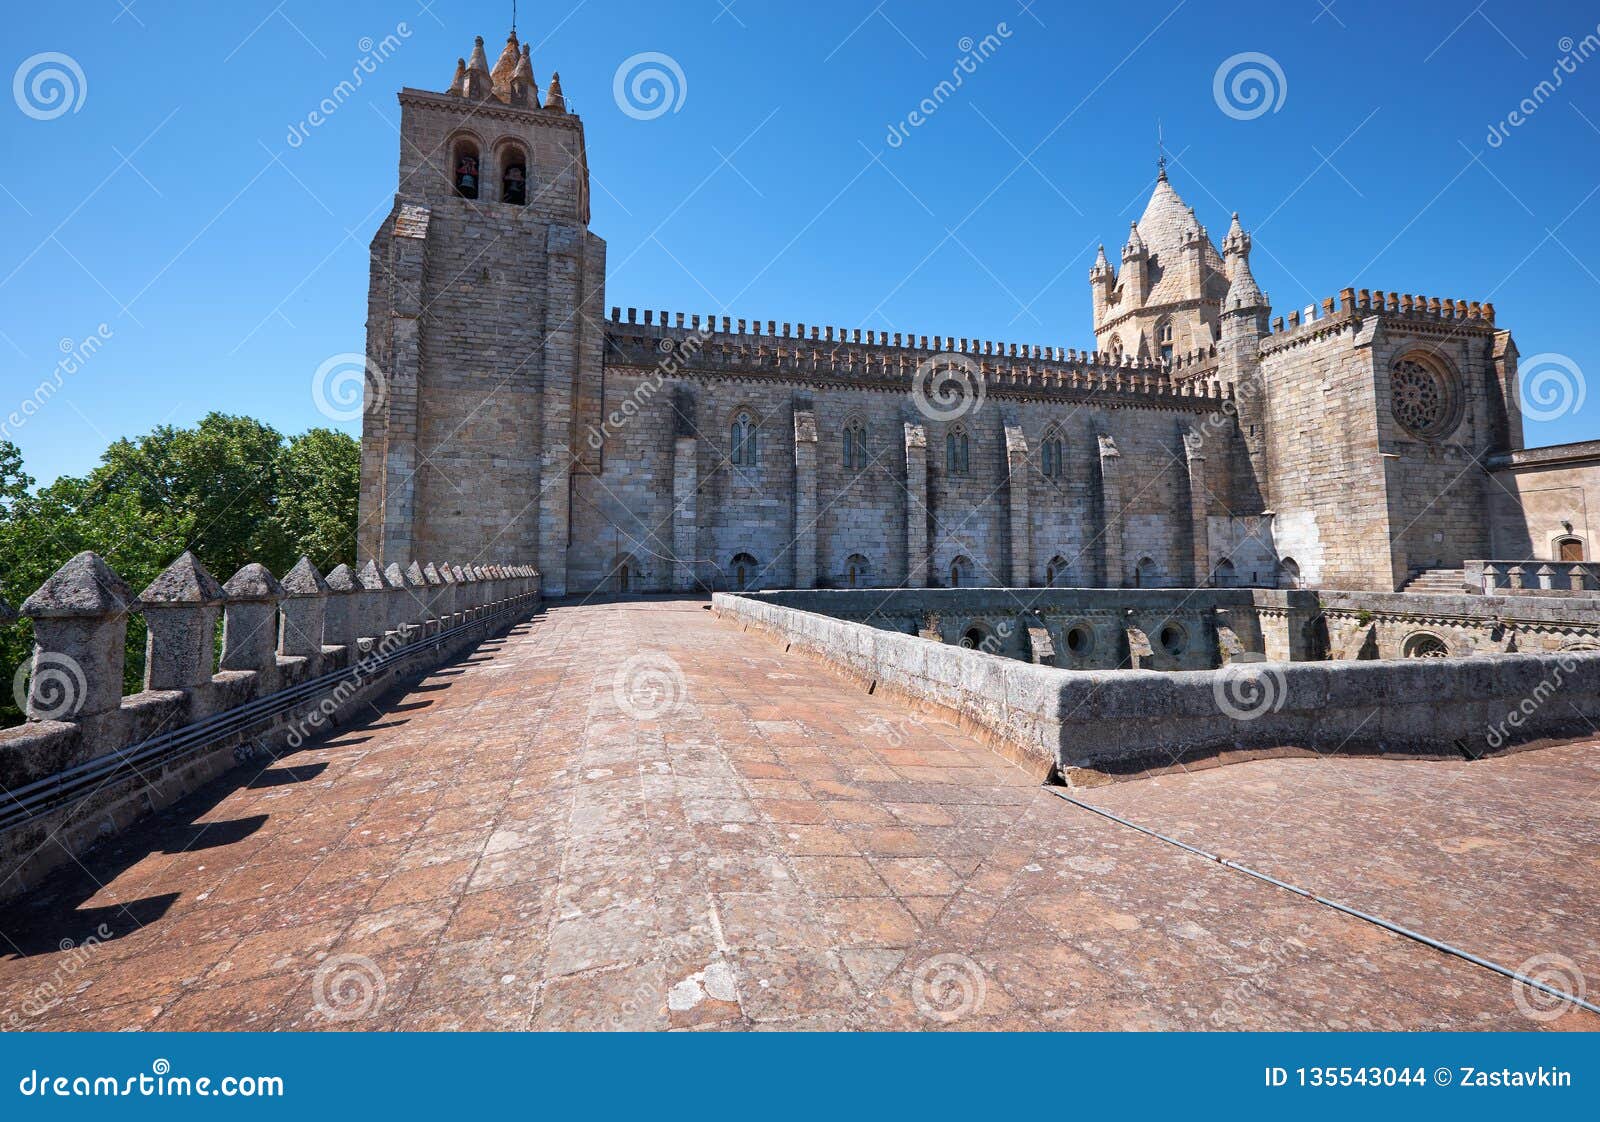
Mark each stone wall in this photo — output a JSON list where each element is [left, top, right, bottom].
[[715, 590, 1600, 784], [1488, 440, 1600, 561], [567, 313, 1241, 596], [0, 552, 539, 901]]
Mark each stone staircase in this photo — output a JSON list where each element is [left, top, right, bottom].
[[1401, 567, 1467, 595]]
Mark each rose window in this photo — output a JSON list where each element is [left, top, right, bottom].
[[1390, 356, 1459, 438]]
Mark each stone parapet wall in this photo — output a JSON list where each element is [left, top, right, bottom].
[[605, 308, 1230, 410], [0, 553, 540, 900], [714, 590, 1600, 785]]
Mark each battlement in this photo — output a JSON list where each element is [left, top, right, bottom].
[[604, 307, 1229, 409], [1266, 286, 1497, 339]]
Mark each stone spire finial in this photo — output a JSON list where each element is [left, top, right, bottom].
[[1224, 248, 1267, 313], [462, 36, 494, 99], [447, 57, 467, 96], [1222, 211, 1251, 261], [546, 70, 566, 112], [509, 42, 540, 108], [1090, 244, 1113, 283], [1122, 221, 1146, 259], [491, 29, 521, 100]]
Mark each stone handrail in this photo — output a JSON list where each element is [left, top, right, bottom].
[[0, 550, 539, 897], [1465, 560, 1600, 596]]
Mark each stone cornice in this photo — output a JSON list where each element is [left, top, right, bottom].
[[398, 87, 585, 133]]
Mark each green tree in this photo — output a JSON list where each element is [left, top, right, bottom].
[[0, 418, 361, 727]]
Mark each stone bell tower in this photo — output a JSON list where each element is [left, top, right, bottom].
[[358, 30, 606, 595]]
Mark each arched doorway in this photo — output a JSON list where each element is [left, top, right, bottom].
[[730, 552, 758, 590], [1557, 536, 1584, 562], [844, 553, 871, 588], [948, 555, 974, 588]]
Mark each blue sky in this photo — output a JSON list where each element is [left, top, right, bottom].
[[4, 0, 1600, 485]]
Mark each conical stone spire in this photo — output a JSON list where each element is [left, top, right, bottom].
[[546, 71, 566, 112], [491, 29, 521, 98], [509, 42, 540, 108]]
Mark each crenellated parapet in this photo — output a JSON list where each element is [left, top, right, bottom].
[[0, 551, 541, 898], [604, 307, 1231, 411], [1262, 286, 1498, 353]]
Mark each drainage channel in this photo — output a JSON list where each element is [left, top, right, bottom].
[[1044, 785, 1600, 1018]]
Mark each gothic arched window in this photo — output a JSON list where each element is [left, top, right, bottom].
[[946, 426, 970, 475], [1040, 432, 1063, 479], [843, 418, 867, 472], [730, 411, 757, 466], [1156, 318, 1174, 365], [452, 140, 481, 199], [499, 144, 528, 205]]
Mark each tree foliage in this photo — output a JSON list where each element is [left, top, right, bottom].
[[0, 414, 361, 726]]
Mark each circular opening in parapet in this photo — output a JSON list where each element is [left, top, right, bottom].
[[961, 627, 988, 650], [1065, 624, 1093, 656], [1159, 622, 1187, 656]]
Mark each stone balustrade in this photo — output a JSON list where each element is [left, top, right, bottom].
[[1466, 560, 1600, 596], [0, 551, 539, 898]]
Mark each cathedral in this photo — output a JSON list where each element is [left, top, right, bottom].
[[358, 32, 1599, 597]]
